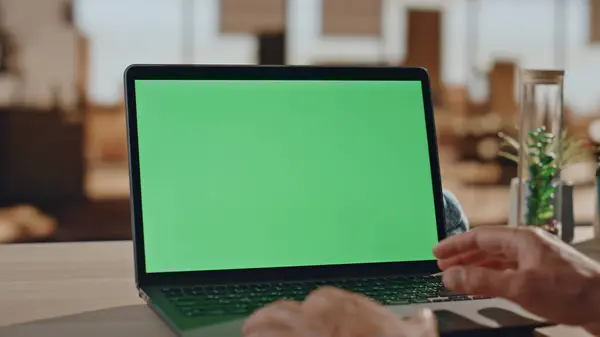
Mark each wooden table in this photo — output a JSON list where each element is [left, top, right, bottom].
[[0, 228, 598, 337]]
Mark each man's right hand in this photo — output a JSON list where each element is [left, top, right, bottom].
[[433, 226, 600, 335]]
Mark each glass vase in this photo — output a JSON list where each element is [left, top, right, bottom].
[[516, 69, 565, 236], [595, 165, 600, 239]]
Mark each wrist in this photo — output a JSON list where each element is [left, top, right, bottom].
[[584, 322, 600, 337]]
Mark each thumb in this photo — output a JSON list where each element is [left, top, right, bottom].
[[412, 308, 438, 337], [443, 266, 516, 297], [391, 309, 438, 337]]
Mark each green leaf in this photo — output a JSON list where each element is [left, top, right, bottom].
[[498, 132, 520, 151], [498, 151, 519, 163], [497, 126, 594, 168], [538, 210, 555, 220]]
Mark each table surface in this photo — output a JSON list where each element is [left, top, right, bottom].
[[0, 227, 599, 337]]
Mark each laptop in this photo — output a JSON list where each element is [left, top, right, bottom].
[[124, 65, 549, 336]]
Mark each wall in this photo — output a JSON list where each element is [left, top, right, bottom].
[[220, 0, 285, 34], [473, 0, 600, 113], [75, 0, 257, 104], [75, 0, 600, 115], [321, 0, 382, 36], [0, 0, 79, 111]]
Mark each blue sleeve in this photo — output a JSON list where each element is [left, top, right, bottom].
[[442, 189, 469, 236]]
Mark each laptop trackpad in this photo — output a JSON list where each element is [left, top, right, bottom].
[[435, 310, 487, 331], [388, 298, 550, 335]]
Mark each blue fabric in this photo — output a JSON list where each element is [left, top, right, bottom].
[[442, 189, 469, 236]]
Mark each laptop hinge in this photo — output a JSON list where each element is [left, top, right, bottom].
[[138, 287, 151, 304]]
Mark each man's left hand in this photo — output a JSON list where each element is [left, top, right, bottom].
[[243, 287, 438, 337]]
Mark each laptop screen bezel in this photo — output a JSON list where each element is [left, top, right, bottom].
[[124, 65, 446, 287]]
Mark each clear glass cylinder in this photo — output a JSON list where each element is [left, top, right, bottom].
[[516, 69, 565, 236], [595, 166, 600, 239]]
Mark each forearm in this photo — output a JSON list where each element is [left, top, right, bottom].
[[583, 274, 600, 336], [585, 323, 600, 336]]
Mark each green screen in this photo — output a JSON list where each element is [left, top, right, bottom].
[[134, 79, 438, 273]]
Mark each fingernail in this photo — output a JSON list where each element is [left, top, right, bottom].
[[419, 309, 438, 332], [403, 309, 438, 337], [444, 267, 465, 288], [416, 308, 435, 321]]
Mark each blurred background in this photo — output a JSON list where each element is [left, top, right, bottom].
[[0, 0, 599, 243]]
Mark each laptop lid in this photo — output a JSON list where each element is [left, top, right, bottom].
[[124, 65, 446, 287]]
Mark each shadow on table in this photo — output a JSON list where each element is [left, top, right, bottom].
[[0, 304, 557, 337], [0, 305, 173, 337]]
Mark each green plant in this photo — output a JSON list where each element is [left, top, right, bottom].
[[498, 127, 592, 229], [523, 128, 557, 226], [498, 129, 592, 168]]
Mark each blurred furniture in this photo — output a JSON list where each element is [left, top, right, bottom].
[[402, 9, 442, 105], [258, 31, 285, 65], [0, 205, 56, 243], [591, 0, 600, 43], [455, 60, 520, 185], [84, 104, 128, 165], [0, 107, 132, 243], [489, 61, 518, 119], [0, 198, 132, 243], [0, 107, 85, 209], [0, 227, 597, 337], [50, 199, 131, 242]]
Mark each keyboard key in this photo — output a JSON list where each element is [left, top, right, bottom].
[[439, 288, 462, 297], [229, 308, 248, 315], [428, 298, 449, 303], [203, 309, 226, 316], [174, 299, 198, 306], [166, 275, 448, 316], [410, 298, 429, 304], [471, 295, 492, 300]]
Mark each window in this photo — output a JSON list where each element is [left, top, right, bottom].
[[322, 0, 382, 36], [258, 31, 286, 65], [220, 0, 285, 34], [63, 1, 74, 26], [591, 0, 600, 43], [0, 32, 14, 73]]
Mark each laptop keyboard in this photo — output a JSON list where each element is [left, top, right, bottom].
[[160, 275, 491, 318]]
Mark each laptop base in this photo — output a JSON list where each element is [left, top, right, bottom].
[[143, 286, 550, 337]]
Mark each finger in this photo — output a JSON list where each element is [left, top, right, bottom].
[[245, 329, 293, 337], [304, 286, 389, 315], [304, 287, 402, 336], [438, 250, 515, 270], [304, 286, 379, 309], [443, 266, 518, 298], [476, 259, 518, 270], [433, 226, 522, 260], [303, 286, 380, 319], [243, 300, 302, 336], [415, 308, 439, 337], [300, 287, 355, 328], [396, 308, 439, 337], [437, 249, 489, 270]]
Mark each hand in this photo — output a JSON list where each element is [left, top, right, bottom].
[[433, 226, 600, 334], [243, 287, 438, 337]]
